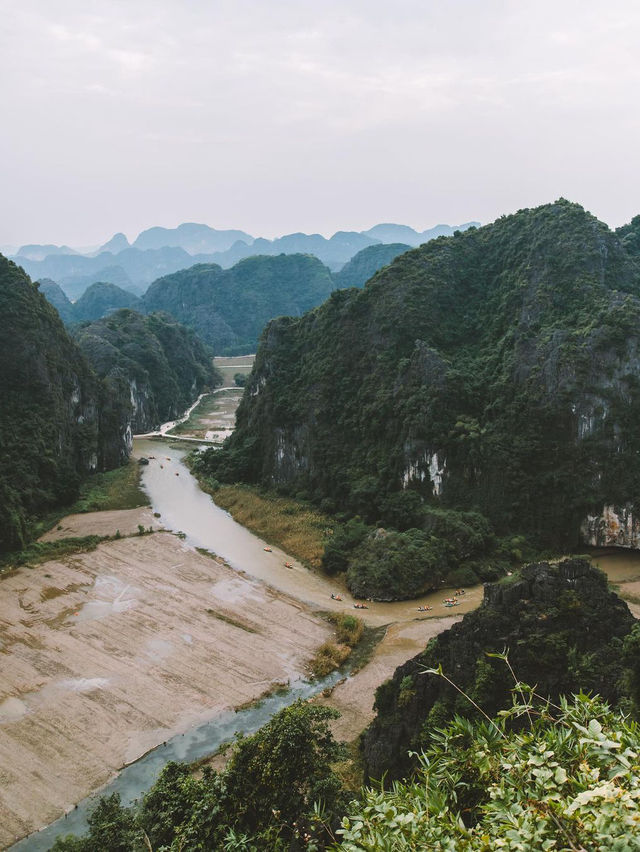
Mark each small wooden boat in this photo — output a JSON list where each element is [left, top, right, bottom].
[[264, 547, 272, 552], [284, 561, 293, 568]]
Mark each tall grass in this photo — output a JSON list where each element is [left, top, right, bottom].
[[211, 485, 333, 569]]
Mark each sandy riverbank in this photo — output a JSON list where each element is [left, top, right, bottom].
[[0, 523, 330, 848], [318, 616, 462, 743]]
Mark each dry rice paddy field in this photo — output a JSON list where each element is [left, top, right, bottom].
[[0, 510, 330, 848]]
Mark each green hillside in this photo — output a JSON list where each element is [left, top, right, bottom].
[[200, 200, 640, 594], [333, 242, 411, 288], [72, 281, 140, 321], [73, 309, 217, 432], [0, 257, 122, 551], [141, 253, 336, 354]]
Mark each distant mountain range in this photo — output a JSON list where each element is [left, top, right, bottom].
[[37, 240, 433, 352], [10, 220, 479, 299]]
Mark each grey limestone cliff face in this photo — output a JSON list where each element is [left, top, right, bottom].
[[581, 505, 640, 549]]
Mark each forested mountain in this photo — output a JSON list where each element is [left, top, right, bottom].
[[38, 244, 418, 346], [16, 244, 78, 261], [16, 246, 195, 298], [72, 281, 140, 321], [97, 232, 130, 254], [141, 253, 336, 353], [0, 256, 128, 551], [617, 215, 640, 257], [202, 201, 640, 566], [73, 309, 217, 433], [333, 242, 411, 289], [363, 220, 480, 245]]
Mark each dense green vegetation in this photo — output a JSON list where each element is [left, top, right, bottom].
[[141, 253, 336, 353], [38, 278, 75, 323], [333, 242, 411, 289], [0, 255, 214, 553], [200, 200, 640, 596], [339, 692, 640, 850], [362, 558, 639, 781], [72, 281, 140, 321], [616, 214, 640, 258], [0, 255, 117, 552], [73, 308, 218, 432], [332, 507, 509, 599], [68, 458, 148, 513]]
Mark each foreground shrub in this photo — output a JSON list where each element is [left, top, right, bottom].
[[337, 691, 640, 850]]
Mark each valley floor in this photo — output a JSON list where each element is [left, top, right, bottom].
[[5, 357, 640, 848], [0, 513, 330, 848]]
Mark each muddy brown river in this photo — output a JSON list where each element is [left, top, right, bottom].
[[133, 437, 484, 624]]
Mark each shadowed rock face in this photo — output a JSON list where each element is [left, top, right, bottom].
[[582, 504, 640, 548], [362, 558, 637, 782]]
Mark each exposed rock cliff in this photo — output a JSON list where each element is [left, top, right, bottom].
[[363, 558, 637, 782]]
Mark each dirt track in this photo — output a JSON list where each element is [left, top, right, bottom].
[[0, 529, 330, 848]]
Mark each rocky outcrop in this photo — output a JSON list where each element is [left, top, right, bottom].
[[362, 558, 637, 782]]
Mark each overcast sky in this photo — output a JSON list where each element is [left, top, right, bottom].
[[2, 0, 640, 247]]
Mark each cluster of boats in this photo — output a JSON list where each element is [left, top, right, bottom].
[[442, 590, 466, 608]]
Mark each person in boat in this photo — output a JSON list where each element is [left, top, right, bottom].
[[284, 561, 293, 568], [264, 546, 272, 552], [331, 593, 343, 601]]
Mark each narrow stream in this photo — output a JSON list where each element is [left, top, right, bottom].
[[11, 668, 348, 851]]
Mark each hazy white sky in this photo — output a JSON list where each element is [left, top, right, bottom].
[[2, 0, 640, 246]]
